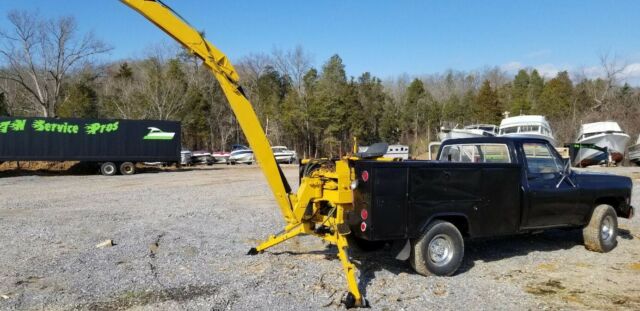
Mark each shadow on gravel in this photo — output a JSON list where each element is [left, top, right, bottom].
[[459, 229, 586, 273], [618, 228, 635, 240], [0, 161, 211, 178]]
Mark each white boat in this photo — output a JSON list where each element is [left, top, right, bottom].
[[143, 127, 175, 140], [228, 144, 254, 165], [629, 136, 640, 165], [498, 115, 556, 146], [357, 144, 410, 160], [384, 144, 410, 160], [574, 122, 630, 166], [438, 124, 497, 142]]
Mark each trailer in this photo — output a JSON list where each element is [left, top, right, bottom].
[[0, 116, 180, 175]]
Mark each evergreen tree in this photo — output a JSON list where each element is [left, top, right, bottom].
[[315, 55, 349, 153], [528, 69, 544, 111], [511, 69, 530, 114], [379, 100, 401, 143], [538, 71, 573, 119], [473, 80, 502, 124], [403, 78, 426, 143], [57, 77, 99, 118]]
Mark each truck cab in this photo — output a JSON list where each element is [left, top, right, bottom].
[[349, 137, 634, 276]]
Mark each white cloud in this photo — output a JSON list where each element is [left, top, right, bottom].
[[524, 49, 552, 59], [500, 61, 523, 73], [623, 63, 640, 79]]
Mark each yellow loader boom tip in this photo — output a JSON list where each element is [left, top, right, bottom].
[[121, 0, 367, 308]]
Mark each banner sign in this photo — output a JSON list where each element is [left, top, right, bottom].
[[0, 117, 180, 162]]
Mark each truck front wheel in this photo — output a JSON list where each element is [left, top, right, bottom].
[[411, 220, 464, 276], [100, 162, 117, 176], [119, 162, 136, 175], [583, 204, 618, 252]]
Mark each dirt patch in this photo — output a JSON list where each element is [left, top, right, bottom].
[[75, 285, 222, 311]]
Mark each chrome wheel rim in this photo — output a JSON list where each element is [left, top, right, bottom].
[[601, 216, 614, 241], [428, 234, 454, 266], [104, 165, 115, 175]]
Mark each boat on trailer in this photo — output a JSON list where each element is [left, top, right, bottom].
[[574, 122, 630, 167]]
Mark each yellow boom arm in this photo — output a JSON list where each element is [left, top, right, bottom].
[[121, 1, 366, 307], [121, 0, 296, 223]]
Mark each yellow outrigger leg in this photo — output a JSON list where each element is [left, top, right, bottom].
[[122, 0, 366, 307]]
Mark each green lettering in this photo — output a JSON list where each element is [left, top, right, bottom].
[[32, 120, 45, 131], [71, 125, 78, 134], [0, 121, 9, 133], [85, 123, 100, 135], [10, 119, 26, 132]]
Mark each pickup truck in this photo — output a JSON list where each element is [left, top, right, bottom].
[[348, 137, 634, 276]]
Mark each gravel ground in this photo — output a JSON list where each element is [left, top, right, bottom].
[[1, 165, 639, 310]]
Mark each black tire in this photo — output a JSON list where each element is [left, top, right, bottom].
[[100, 162, 117, 176], [410, 220, 464, 276], [583, 204, 618, 252], [119, 162, 136, 175]]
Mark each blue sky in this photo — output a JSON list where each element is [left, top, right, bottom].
[[1, 0, 639, 81]]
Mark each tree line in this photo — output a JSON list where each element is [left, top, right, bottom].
[[1, 12, 639, 157]]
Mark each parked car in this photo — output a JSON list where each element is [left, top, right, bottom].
[[228, 144, 254, 165], [348, 137, 634, 277], [272, 146, 297, 164], [191, 150, 215, 165]]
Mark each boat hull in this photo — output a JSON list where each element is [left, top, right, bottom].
[[575, 133, 630, 166]]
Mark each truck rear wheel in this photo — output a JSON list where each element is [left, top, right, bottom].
[[583, 204, 618, 252], [100, 162, 117, 176], [119, 162, 136, 175], [411, 220, 464, 276]]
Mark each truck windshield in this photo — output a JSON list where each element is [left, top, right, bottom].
[[439, 144, 511, 163], [523, 143, 563, 174]]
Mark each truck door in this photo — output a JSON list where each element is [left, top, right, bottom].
[[521, 142, 580, 228]]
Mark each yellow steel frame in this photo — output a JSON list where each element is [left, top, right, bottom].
[[121, 0, 365, 307]]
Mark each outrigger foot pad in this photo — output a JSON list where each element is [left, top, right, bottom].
[[342, 292, 369, 309], [247, 248, 259, 255]]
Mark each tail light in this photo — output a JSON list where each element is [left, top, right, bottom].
[[360, 209, 368, 220], [360, 222, 367, 232], [361, 170, 369, 182]]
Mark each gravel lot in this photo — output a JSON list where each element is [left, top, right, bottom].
[[1, 165, 639, 310]]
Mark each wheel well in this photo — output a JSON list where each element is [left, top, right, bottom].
[[432, 215, 470, 237], [594, 197, 625, 217]]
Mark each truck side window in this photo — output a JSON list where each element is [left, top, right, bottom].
[[439, 144, 511, 163], [523, 143, 562, 174]]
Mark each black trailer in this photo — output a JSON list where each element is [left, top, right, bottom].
[[0, 116, 180, 175]]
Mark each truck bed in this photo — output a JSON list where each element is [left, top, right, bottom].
[[350, 160, 522, 240]]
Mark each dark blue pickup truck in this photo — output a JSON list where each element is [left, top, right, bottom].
[[349, 137, 634, 276]]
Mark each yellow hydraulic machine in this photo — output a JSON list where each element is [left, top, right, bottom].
[[121, 0, 368, 307]]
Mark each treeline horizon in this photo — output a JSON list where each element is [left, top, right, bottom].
[[1, 12, 639, 157]]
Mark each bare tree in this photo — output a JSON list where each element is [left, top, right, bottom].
[[0, 11, 110, 117], [592, 53, 628, 111], [272, 45, 312, 93]]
